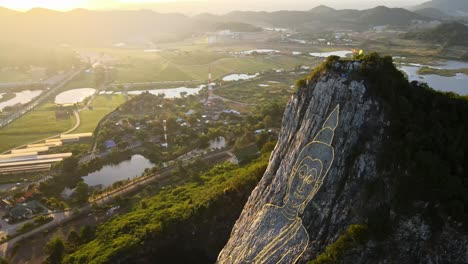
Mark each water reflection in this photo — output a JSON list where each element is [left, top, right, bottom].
[[127, 86, 204, 98], [82, 155, 154, 188], [309, 51, 352, 58], [0, 90, 43, 110], [55, 88, 96, 105], [399, 61, 468, 95]]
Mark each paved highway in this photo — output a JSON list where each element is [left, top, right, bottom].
[[0, 68, 84, 129]]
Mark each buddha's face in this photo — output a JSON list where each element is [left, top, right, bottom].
[[287, 157, 323, 209]]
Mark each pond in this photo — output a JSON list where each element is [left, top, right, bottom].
[[309, 50, 353, 58], [55, 88, 96, 105], [0, 90, 42, 111], [127, 85, 204, 98], [223, 73, 259, 81], [82, 155, 155, 188], [398, 60, 468, 95]]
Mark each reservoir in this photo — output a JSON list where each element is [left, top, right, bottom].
[[399, 60, 468, 95], [127, 86, 204, 98], [55, 88, 96, 105], [82, 155, 155, 188], [0, 90, 43, 111]]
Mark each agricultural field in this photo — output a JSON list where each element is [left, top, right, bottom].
[[60, 72, 95, 91], [0, 68, 46, 83], [74, 95, 127, 134], [216, 73, 302, 104], [93, 46, 320, 83], [0, 103, 75, 152]]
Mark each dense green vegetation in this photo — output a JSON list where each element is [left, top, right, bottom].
[[308, 225, 368, 264], [62, 151, 271, 263]]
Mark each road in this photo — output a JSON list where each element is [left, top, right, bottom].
[[0, 148, 233, 257], [108, 80, 202, 88], [0, 211, 72, 256], [63, 110, 80, 135], [209, 94, 257, 106]]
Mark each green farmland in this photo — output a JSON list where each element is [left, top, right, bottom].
[[0, 103, 75, 153], [74, 95, 126, 134]]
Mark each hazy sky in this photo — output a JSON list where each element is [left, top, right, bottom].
[[0, 0, 429, 12]]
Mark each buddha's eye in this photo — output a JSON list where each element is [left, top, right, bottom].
[[298, 164, 308, 178], [304, 169, 318, 184]]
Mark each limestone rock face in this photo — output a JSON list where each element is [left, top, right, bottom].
[[217, 65, 467, 264]]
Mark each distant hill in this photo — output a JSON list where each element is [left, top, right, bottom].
[[219, 5, 429, 32], [404, 22, 468, 46], [214, 22, 261, 32], [308, 5, 336, 14], [0, 5, 431, 45], [0, 8, 201, 45], [414, 7, 453, 20], [356, 6, 429, 26], [413, 0, 468, 17]]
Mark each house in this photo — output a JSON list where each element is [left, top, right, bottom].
[[185, 110, 195, 115], [0, 199, 10, 210], [255, 129, 266, 134], [104, 140, 117, 149], [9, 204, 32, 221], [222, 109, 240, 115], [23, 189, 36, 199]]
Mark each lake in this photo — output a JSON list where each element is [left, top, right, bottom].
[[0, 90, 42, 111], [309, 50, 353, 58], [127, 85, 204, 98], [82, 155, 155, 188], [55, 88, 96, 105], [223, 73, 259, 81], [399, 60, 468, 95]]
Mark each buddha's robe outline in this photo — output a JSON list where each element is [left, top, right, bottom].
[[237, 204, 309, 264], [222, 105, 340, 264]]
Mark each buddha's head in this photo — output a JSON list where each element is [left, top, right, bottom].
[[284, 105, 339, 213]]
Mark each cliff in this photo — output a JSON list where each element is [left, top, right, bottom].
[[218, 54, 468, 264]]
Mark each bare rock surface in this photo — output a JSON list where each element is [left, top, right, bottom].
[[217, 63, 467, 264]]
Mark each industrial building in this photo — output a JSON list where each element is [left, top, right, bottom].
[[0, 133, 92, 174]]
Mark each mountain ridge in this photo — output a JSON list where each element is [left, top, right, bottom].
[[413, 0, 468, 17], [0, 5, 431, 45]]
